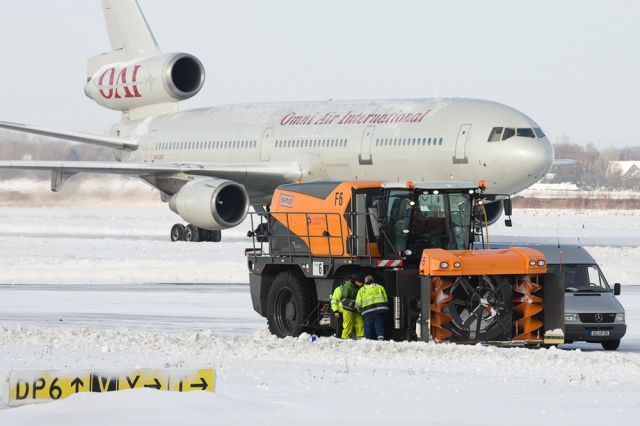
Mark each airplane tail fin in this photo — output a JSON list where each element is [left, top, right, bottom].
[[87, 0, 160, 77]]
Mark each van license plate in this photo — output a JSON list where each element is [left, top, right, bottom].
[[589, 330, 610, 337]]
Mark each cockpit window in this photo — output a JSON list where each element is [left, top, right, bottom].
[[490, 127, 543, 141], [516, 128, 535, 138], [488, 127, 503, 142], [502, 128, 515, 140]]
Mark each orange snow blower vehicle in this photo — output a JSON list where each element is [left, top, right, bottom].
[[246, 180, 564, 345]]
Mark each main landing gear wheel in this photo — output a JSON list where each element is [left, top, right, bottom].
[[209, 230, 222, 242], [170, 224, 222, 242], [267, 271, 315, 338], [185, 224, 200, 242], [445, 275, 512, 342], [170, 224, 185, 242]]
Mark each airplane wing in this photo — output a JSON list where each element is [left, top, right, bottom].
[[0, 121, 138, 151], [0, 160, 302, 192]]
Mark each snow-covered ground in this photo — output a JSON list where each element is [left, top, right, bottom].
[[0, 202, 639, 424]]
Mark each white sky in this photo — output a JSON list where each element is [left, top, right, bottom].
[[0, 0, 638, 148]]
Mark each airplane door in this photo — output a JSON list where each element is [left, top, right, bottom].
[[453, 124, 471, 164], [359, 125, 375, 165], [144, 130, 158, 162], [260, 127, 274, 161]]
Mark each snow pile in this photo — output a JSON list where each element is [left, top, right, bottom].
[[2, 325, 640, 380], [1, 325, 640, 425]]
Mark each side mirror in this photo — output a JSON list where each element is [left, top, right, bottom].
[[614, 283, 621, 296], [503, 198, 513, 216], [503, 198, 513, 227]]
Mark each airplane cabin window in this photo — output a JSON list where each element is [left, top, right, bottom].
[[502, 128, 515, 140], [488, 127, 503, 142], [439, 138, 443, 145], [517, 128, 535, 138], [533, 128, 545, 138]]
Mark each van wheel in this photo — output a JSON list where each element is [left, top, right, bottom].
[[602, 339, 620, 351], [267, 271, 315, 338]]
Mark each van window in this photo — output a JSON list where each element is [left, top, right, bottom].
[[548, 264, 610, 292]]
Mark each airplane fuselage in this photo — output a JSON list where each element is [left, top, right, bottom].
[[114, 97, 553, 204]]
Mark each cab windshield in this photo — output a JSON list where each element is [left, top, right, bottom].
[[386, 190, 472, 254], [548, 264, 611, 292]]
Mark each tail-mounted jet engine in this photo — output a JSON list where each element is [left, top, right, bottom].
[[85, 52, 205, 111]]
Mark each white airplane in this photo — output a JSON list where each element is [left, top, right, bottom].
[[0, 0, 554, 242]]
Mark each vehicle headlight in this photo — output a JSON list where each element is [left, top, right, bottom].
[[440, 261, 450, 269], [453, 261, 461, 268], [537, 260, 546, 267], [565, 313, 580, 322], [615, 313, 625, 322], [529, 260, 536, 266]]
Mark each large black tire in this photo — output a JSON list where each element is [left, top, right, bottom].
[[210, 230, 222, 243], [602, 339, 620, 351], [267, 270, 316, 338], [170, 224, 185, 242], [185, 224, 200, 242]]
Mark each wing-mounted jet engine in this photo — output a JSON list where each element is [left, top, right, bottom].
[[85, 52, 205, 114], [168, 178, 250, 243]]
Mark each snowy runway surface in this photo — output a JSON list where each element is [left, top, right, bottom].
[[1, 204, 639, 424], [0, 283, 263, 334]]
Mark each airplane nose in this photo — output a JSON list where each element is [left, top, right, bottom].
[[518, 138, 553, 178]]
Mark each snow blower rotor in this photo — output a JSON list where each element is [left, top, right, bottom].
[[445, 275, 512, 342]]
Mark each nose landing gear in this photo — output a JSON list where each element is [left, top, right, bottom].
[[170, 224, 221, 242]]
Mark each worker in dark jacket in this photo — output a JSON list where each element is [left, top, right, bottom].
[[330, 275, 364, 339], [355, 275, 389, 340]]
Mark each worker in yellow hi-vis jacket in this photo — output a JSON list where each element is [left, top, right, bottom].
[[356, 275, 389, 340], [330, 275, 365, 339]]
